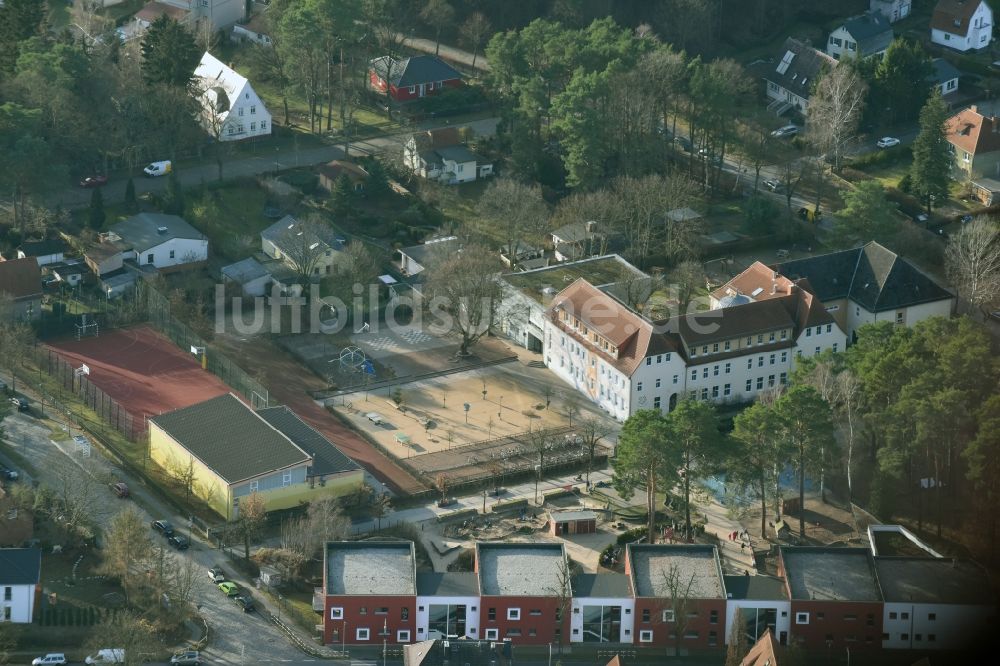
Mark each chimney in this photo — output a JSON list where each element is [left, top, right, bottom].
[[771, 282, 777, 295], [784, 282, 796, 295], [971, 105, 978, 115]]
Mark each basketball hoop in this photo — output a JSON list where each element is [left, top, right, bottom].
[[355, 322, 370, 334], [74, 364, 90, 378], [75, 314, 99, 341]]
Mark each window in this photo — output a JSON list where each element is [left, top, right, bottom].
[[833, 343, 839, 353], [485, 628, 499, 640], [779, 372, 787, 385], [249, 479, 259, 492], [844, 614, 856, 621], [408, 85, 416, 94], [655, 378, 662, 388], [713, 365, 719, 376], [895, 311, 904, 324], [642, 609, 650, 623], [646, 357, 652, 366], [881, 633, 890, 641], [505, 628, 522, 637], [282, 470, 292, 487], [702, 345, 708, 354], [826, 324, 832, 333], [701, 388, 708, 400], [147, 253, 154, 264], [529, 628, 537, 637], [702, 368, 709, 379], [637, 382, 643, 391], [781, 351, 787, 363], [796, 612, 810, 625], [250, 122, 256, 131], [529, 609, 542, 616], [359, 607, 367, 615], [889, 612, 897, 620], [395, 629, 411, 642], [724, 384, 731, 396], [713, 343, 719, 352], [653, 396, 661, 409], [928, 613, 936, 621], [914, 634, 922, 641], [806, 328, 812, 337], [725, 363, 731, 374], [673, 375, 679, 384], [757, 334, 764, 344], [901, 612, 909, 620], [928, 634, 936, 642], [657, 354, 663, 363], [769, 354, 775, 365], [866, 614, 874, 626], [639, 630, 654, 643], [239, 107, 244, 116], [402, 607, 409, 620], [488, 608, 496, 620], [817, 612, 825, 620], [261, 120, 267, 130], [356, 628, 370, 641], [758, 357, 764, 368], [169, 250, 175, 259], [250, 105, 256, 115], [507, 608, 520, 621], [746, 336, 752, 346], [375, 607, 389, 615], [746, 379, 752, 392], [691, 369, 697, 381], [711, 385, 719, 398], [768, 375, 775, 387], [708, 630, 718, 647], [769, 332, 776, 342], [756, 377, 764, 390], [330, 607, 343, 619], [781, 329, 787, 340], [747, 359, 753, 370], [901, 633, 909, 640], [815, 347, 820, 355], [724, 341, 730, 351], [684, 630, 700, 639], [663, 610, 675, 622]]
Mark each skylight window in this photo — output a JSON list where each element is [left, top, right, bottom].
[[776, 50, 796, 75]]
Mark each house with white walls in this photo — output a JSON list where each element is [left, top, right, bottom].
[[543, 276, 844, 421], [570, 574, 635, 644], [194, 52, 271, 142], [108, 213, 208, 272], [931, 0, 993, 51], [827, 12, 894, 60], [871, 0, 912, 23], [0, 548, 40, 623]]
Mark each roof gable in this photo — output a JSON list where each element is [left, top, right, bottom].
[[257, 406, 361, 477], [766, 37, 836, 99], [839, 12, 894, 54], [194, 51, 252, 116], [371, 55, 463, 87], [932, 0, 990, 34], [110, 213, 206, 252], [946, 105, 1000, 156]]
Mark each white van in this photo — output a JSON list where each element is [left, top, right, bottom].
[[85, 648, 125, 664], [143, 160, 172, 177]]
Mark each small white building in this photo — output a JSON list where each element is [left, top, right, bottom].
[[722, 575, 792, 649], [16, 239, 67, 267], [0, 548, 41, 623], [930, 57, 961, 96], [827, 12, 894, 60], [221, 257, 271, 297], [231, 12, 271, 46], [403, 128, 492, 184], [570, 574, 635, 643], [396, 236, 459, 277], [109, 213, 209, 272], [260, 215, 343, 278], [931, 0, 993, 52], [194, 51, 271, 142], [415, 573, 480, 641], [871, 0, 912, 23]]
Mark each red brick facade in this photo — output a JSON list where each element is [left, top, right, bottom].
[[632, 598, 727, 650], [368, 70, 462, 102], [789, 601, 884, 650], [478, 596, 567, 645], [324, 594, 417, 646]]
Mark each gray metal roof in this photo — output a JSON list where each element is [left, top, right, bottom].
[[110, 213, 206, 253], [628, 544, 725, 599], [434, 145, 480, 164], [572, 573, 632, 598], [840, 12, 894, 56], [477, 543, 566, 596], [776, 241, 953, 312], [221, 257, 269, 284], [875, 558, 995, 605], [260, 215, 342, 254], [326, 541, 415, 595], [257, 406, 361, 477], [150, 393, 311, 484], [0, 547, 41, 585], [780, 547, 882, 602], [18, 239, 67, 257], [548, 510, 597, 522], [370, 55, 462, 88], [930, 57, 961, 85], [764, 38, 836, 100], [398, 237, 459, 267], [416, 572, 480, 597], [723, 574, 789, 601]]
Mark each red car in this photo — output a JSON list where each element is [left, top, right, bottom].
[[79, 175, 108, 188]]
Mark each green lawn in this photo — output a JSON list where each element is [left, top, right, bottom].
[[185, 182, 273, 261]]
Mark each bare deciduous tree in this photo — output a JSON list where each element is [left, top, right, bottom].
[[279, 214, 336, 283], [668, 260, 707, 315], [101, 506, 154, 601], [460, 12, 491, 70], [945, 217, 1000, 317], [806, 64, 867, 172], [0, 321, 35, 393], [577, 417, 610, 485], [424, 244, 503, 357], [478, 178, 548, 270], [434, 473, 450, 503], [236, 491, 267, 560], [657, 564, 698, 657], [86, 610, 161, 666]]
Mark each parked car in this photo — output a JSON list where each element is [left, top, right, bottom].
[[143, 160, 171, 177], [876, 136, 900, 149], [208, 566, 226, 583], [771, 124, 799, 138], [365, 412, 384, 425], [170, 651, 203, 665], [234, 593, 256, 613], [111, 482, 129, 498], [218, 581, 240, 596], [32, 655, 67, 666], [775, 249, 790, 259], [1, 463, 20, 481], [167, 535, 189, 550], [79, 175, 109, 188], [989, 310, 1000, 322], [763, 179, 783, 192], [9, 396, 29, 412], [85, 648, 125, 664], [151, 519, 174, 536], [674, 136, 693, 152]]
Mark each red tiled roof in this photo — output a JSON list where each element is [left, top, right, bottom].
[[740, 629, 782, 666], [931, 0, 985, 34], [711, 261, 795, 303], [0, 257, 42, 301], [946, 106, 1000, 156]]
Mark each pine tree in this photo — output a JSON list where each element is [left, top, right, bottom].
[[365, 159, 390, 198], [910, 91, 952, 213], [140, 16, 200, 88], [332, 172, 355, 214], [124, 177, 137, 212], [725, 608, 749, 666], [88, 188, 106, 230], [163, 171, 184, 216]]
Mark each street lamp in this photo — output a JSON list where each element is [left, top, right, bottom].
[[534, 465, 541, 506]]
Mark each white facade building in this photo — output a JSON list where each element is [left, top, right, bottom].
[[827, 12, 893, 60], [570, 574, 635, 644], [543, 278, 844, 421], [415, 573, 479, 641], [108, 213, 208, 271], [871, 0, 912, 23], [931, 0, 993, 52], [0, 548, 40, 624], [194, 52, 271, 142]]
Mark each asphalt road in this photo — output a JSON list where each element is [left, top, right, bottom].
[[0, 383, 307, 664], [54, 117, 499, 210]]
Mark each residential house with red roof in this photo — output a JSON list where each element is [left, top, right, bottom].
[[931, 0, 993, 51], [369, 55, 463, 102], [946, 105, 1000, 202]]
